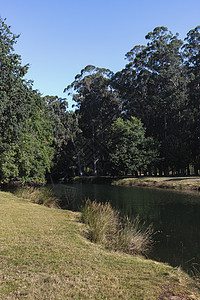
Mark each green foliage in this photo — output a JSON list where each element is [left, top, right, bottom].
[[0, 144, 19, 181], [117, 26, 185, 138], [111, 26, 200, 174], [183, 26, 200, 172], [43, 95, 69, 148], [161, 135, 189, 172], [65, 65, 121, 176], [44, 95, 81, 180], [108, 117, 159, 175], [0, 18, 54, 184], [0, 89, 54, 184], [2, 18, 200, 180]]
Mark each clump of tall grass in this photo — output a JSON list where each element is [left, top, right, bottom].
[[14, 186, 60, 208], [116, 216, 153, 255], [82, 199, 153, 256], [82, 200, 119, 247]]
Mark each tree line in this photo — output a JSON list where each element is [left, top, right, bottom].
[[0, 18, 200, 183]]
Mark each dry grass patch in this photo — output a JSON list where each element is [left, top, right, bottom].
[[113, 176, 200, 191], [0, 191, 199, 299]]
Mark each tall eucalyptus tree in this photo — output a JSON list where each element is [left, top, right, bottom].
[[113, 27, 188, 174], [65, 65, 121, 175], [183, 26, 200, 174]]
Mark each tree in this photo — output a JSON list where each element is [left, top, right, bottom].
[[44, 95, 81, 180], [183, 26, 200, 174], [112, 27, 188, 174], [65, 65, 121, 175], [0, 18, 54, 183], [108, 117, 159, 176]]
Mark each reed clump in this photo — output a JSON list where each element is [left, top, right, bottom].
[[14, 186, 60, 208], [82, 199, 153, 256]]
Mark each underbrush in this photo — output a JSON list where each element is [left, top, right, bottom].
[[14, 186, 60, 208], [82, 199, 153, 256]]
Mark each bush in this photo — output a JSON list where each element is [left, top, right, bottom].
[[82, 199, 119, 247], [116, 216, 153, 255], [14, 186, 60, 208], [82, 199, 153, 256]]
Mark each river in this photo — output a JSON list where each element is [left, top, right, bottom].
[[50, 183, 200, 275]]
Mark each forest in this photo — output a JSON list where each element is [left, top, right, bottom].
[[1, 17, 200, 184]]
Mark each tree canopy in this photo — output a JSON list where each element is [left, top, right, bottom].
[[1, 18, 200, 183], [0, 18, 54, 183], [108, 117, 159, 176]]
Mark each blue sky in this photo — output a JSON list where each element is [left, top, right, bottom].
[[1, 0, 200, 108]]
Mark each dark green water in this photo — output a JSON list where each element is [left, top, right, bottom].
[[51, 183, 200, 274]]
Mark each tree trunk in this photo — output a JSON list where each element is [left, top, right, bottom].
[[77, 154, 83, 176], [164, 168, 169, 176], [194, 166, 199, 176], [187, 164, 190, 176]]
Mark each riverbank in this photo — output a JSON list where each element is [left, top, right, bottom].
[[68, 175, 200, 192], [68, 175, 114, 184], [113, 176, 200, 191], [0, 191, 199, 299]]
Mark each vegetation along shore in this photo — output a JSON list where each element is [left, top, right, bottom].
[[69, 175, 200, 192], [1, 15, 200, 300], [0, 190, 199, 299], [1, 18, 200, 184]]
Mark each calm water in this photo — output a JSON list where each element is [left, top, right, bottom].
[[50, 183, 200, 274]]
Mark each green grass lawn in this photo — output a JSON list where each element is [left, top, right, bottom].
[[0, 191, 199, 299]]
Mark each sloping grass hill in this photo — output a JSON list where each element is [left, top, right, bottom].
[[0, 191, 199, 299]]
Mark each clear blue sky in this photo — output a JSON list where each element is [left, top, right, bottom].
[[1, 0, 200, 109]]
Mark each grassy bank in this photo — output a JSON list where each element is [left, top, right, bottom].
[[113, 176, 200, 191], [68, 175, 200, 192], [0, 191, 199, 299], [68, 175, 114, 184]]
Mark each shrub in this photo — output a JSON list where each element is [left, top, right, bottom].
[[116, 216, 153, 255], [14, 186, 60, 208], [82, 199, 153, 256], [81, 199, 119, 247]]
